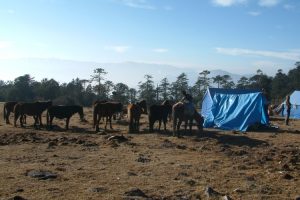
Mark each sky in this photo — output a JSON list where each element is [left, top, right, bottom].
[[0, 0, 300, 82]]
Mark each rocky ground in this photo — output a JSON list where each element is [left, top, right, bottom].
[[0, 105, 299, 200]]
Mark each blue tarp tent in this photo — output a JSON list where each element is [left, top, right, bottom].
[[282, 90, 300, 119], [201, 88, 269, 132]]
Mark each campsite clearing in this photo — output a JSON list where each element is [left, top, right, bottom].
[[0, 106, 299, 200]]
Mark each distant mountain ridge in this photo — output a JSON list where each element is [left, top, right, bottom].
[[0, 58, 253, 87]]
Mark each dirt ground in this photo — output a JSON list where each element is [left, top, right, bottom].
[[0, 103, 299, 200]]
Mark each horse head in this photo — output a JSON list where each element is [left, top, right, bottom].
[[139, 100, 148, 114]]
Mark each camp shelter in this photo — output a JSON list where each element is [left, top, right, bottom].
[[201, 88, 269, 132]]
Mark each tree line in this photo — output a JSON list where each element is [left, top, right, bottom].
[[0, 62, 299, 106]]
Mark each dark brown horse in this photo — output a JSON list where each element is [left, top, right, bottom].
[[3, 101, 18, 124], [172, 102, 203, 137], [93, 102, 123, 132], [127, 100, 147, 133], [149, 100, 172, 132], [14, 101, 52, 128], [93, 100, 108, 106], [47, 105, 85, 130]]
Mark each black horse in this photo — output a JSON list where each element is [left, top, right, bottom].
[[47, 105, 85, 130], [149, 100, 172, 132], [14, 101, 52, 128]]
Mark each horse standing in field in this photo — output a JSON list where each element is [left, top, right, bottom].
[[47, 105, 85, 130], [172, 102, 203, 137], [93, 102, 123, 132], [3, 101, 18, 124], [149, 100, 172, 132], [14, 101, 52, 128], [127, 100, 147, 133]]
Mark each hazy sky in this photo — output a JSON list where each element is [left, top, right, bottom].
[[0, 0, 300, 81]]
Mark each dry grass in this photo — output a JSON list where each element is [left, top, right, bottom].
[[0, 102, 299, 200]]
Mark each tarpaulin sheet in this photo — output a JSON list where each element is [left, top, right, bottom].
[[201, 88, 269, 132]]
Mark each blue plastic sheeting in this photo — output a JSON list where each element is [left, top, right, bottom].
[[282, 90, 300, 119], [201, 88, 269, 132]]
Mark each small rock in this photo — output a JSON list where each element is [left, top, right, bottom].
[[90, 187, 106, 193], [223, 195, 232, 200], [128, 172, 138, 176], [8, 196, 27, 200], [177, 144, 187, 150], [283, 173, 294, 180], [205, 186, 220, 197], [186, 179, 196, 186], [107, 135, 128, 143], [281, 164, 291, 171], [233, 188, 245, 193], [137, 155, 151, 163], [82, 142, 98, 147], [124, 188, 148, 198], [47, 141, 57, 149], [26, 170, 58, 180], [15, 188, 24, 193], [55, 167, 66, 172]]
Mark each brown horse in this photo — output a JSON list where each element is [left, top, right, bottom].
[[3, 101, 18, 124], [127, 100, 147, 133], [93, 102, 123, 132], [14, 101, 52, 128], [149, 100, 172, 132], [47, 105, 85, 130], [172, 102, 203, 137]]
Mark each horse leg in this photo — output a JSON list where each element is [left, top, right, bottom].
[[14, 113, 19, 127], [39, 114, 43, 127], [137, 118, 140, 133], [96, 114, 101, 132], [104, 116, 108, 130], [33, 116, 38, 129], [184, 119, 188, 136], [128, 115, 133, 133], [177, 120, 183, 138], [158, 120, 162, 131], [6, 111, 10, 124], [149, 121, 153, 132], [172, 115, 177, 137], [109, 115, 113, 129], [20, 115, 25, 128], [66, 117, 70, 130], [50, 116, 54, 130], [133, 119, 136, 132], [163, 118, 167, 132], [189, 118, 193, 135]]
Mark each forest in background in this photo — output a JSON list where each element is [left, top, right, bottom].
[[0, 62, 299, 107]]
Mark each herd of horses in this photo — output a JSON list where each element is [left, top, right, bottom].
[[3, 99, 203, 137]]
